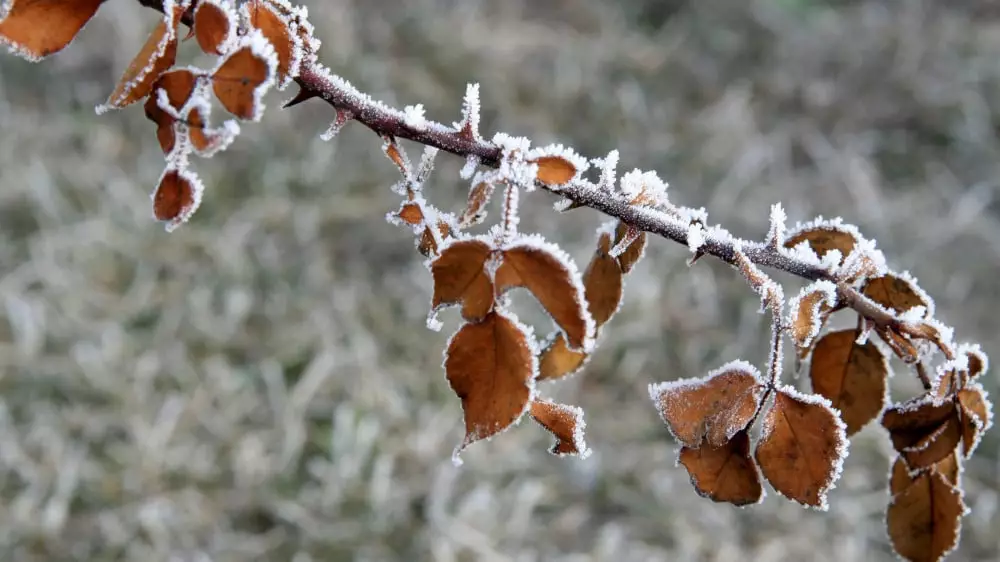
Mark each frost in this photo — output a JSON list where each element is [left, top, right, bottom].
[[818, 249, 843, 272], [619, 169, 669, 207], [210, 29, 279, 122], [609, 224, 640, 259], [460, 155, 479, 180], [837, 237, 886, 282], [787, 280, 838, 349], [454, 83, 482, 140], [525, 144, 589, 184], [592, 150, 619, 191], [320, 108, 352, 141], [403, 104, 427, 130], [686, 223, 706, 254], [765, 203, 787, 248]]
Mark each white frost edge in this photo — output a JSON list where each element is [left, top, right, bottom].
[[209, 29, 279, 122], [151, 163, 205, 233]]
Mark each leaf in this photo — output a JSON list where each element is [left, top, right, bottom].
[[396, 202, 424, 226], [582, 230, 624, 328], [788, 281, 838, 353], [417, 220, 450, 257], [882, 398, 962, 470], [211, 31, 278, 121], [459, 180, 495, 228], [862, 273, 933, 317], [430, 238, 494, 322], [614, 222, 646, 274], [957, 383, 992, 457], [445, 311, 535, 463], [184, 108, 238, 157], [886, 471, 965, 562], [0, 0, 104, 61], [890, 454, 961, 496], [962, 344, 988, 380], [649, 361, 765, 449], [536, 332, 588, 381], [678, 429, 763, 506], [244, 0, 299, 88], [495, 239, 595, 351], [532, 155, 577, 185], [144, 95, 175, 154], [97, 11, 181, 113], [529, 399, 590, 458], [152, 167, 204, 232], [783, 222, 859, 266], [153, 68, 200, 112], [755, 388, 848, 509], [809, 329, 888, 436], [193, 0, 236, 55]]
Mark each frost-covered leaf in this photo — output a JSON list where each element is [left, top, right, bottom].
[[583, 230, 624, 328], [882, 397, 962, 470], [430, 238, 494, 322], [755, 387, 848, 509], [183, 110, 239, 158], [533, 156, 576, 185], [211, 31, 278, 121], [0, 0, 103, 61], [678, 429, 763, 506], [649, 361, 765, 449], [394, 202, 424, 226], [959, 343, 988, 379], [97, 7, 182, 113], [809, 329, 888, 436], [153, 68, 200, 112], [890, 453, 961, 496], [529, 399, 590, 458], [193, 0, 237, 55], [536, 332, 588, 382], [144, 94, 176, 153], [862, 273, 934, 318], [152, 166, 204, 232], [788, 280, 838, 353], [957, 383, 992, 457], [614, 222, 647, 274], [495, 237, 595, 351], [445, 310, 535, 463], [783, 218, 861, 267], [620, 169, 669, 207], [243, 0, 301, 88], [887, 470, 965, 562], [459, 179, 495, 228]]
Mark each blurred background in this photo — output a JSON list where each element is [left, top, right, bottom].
[[1, 0, 998, 560]]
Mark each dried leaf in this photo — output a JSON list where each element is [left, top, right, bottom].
[[809, 329, 888, 436], [532, 155, 577, 185], [153, 68, 199, 111], [783, 223, 859, 266], [193, 0, 236, 55], [495, 240, 594, 351], [0, 0, 104, 61], [430, 239, 494, 322], [678, 429, 763, 506], [962, 345, 988, 379], [755, 388, 848, 509], [395, 202, 424, 226], [144, 95, 175, 154], [529, 399, 590, 458], [890, 452, 961, 497], [244, 0, 298, 87], [649, 361, 765, 449], [211, 32, 277, 121], [417, 221, 450, 258], [863, 273, 933, 317], [583, 231, 624, 328], [882, 398, 962, 470], [614, 222, 646, 274], [887, 471, 965, 562], [957, 383, 992, 457], [459, 181, 495, 228], [99, 14, 179, 112], [536, 332, 588, 381], [789, 281, 838, 352], [445, 311, 535, 462], [153, 167, 204, 232]]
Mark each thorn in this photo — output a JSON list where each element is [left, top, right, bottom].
[[183, 26, 196, 41], [283, 87, 320, 109], [687, 249, 706, 266]]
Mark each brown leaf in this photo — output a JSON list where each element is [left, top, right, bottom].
[[459, 181, 495, 228], [755, 388, 848, 508], [649, 362, 765, 449], [536, 333, 588, 381], [193, 0, 235, 55], [153, 167, 204, 232], [152, 68, 199, 112], [887, 471, 965, 562], [614, 222, 646, 274], [532, 156, 577, 185], [396, 202, 424, 226], [495, 242, 594, 351], [783, 224, 858, 266], [430, 239, 494, 322], [417, 221, 451, 257], [0, 0, 104, 60], [957, 383, 992, 457], [529, 399, 590, 457], [809, 329, 888, 436], [583, 231, 624, 328], [963, 345, 988, 379], [678, 429, 763, 506], [244, 0, 296, 86], [890, 453, 961, 497], [789, 284, 837, 352], [211, 36, 276, 121], [144, 95, 175, 154], [862, 274, 932, 317], [445, 311, 535, 461], [185, 107, 233, 156], [882, 398, 962, 470], [100, 15, 179, 112]]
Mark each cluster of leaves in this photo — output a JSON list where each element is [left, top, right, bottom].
[[0, 1, 992, 560]]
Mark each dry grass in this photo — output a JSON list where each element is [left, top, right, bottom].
[[0, 0, 997, 560]]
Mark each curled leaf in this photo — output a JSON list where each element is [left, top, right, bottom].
[[809, 329, 888, 436], [649, 361, 765, 449], [882, 398, 962, 470], [211, 31, 278, 121], [529, 399, 590, 458], [614, 222, 646, 274], [152, 166, 205, 232], [583, 230, 624, 328], [862, 273, 934, 318], [536, 332, 588, 381], [243, 0, 300, 88], [459, 180, 495, 228], [0, 0, 104, 61], [788, 281, 838, 352], [755, 388, 848, 509], [445, 311, 535, 463], [957, 383, 992, 457], [678, 429, 763, 506], [97, 9, 181, 113], [193, 0, 237, 55], [430, 238, 494, 322]]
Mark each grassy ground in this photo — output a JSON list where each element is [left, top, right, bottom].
[[0, 0, 997, 560]]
